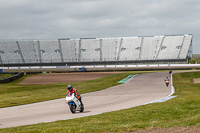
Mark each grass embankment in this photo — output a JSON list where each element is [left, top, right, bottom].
[[0, 71, 200, 133], [0, 71, 143, 108], [0, 74, 14, 80]]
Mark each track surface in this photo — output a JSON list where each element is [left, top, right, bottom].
[[0, 72, 171, 128]]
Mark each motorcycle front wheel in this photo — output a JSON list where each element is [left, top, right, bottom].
[[69, 104, 76, 113]]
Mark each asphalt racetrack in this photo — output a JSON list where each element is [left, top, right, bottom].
[[0, 72, 172, 128]]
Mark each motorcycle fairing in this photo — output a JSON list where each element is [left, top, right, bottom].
[[68, 102, 75, 106]]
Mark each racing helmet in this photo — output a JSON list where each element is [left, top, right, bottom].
[[67, 85, 73, 90]]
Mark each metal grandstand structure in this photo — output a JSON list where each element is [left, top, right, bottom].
[[0, 34, 193, 66]]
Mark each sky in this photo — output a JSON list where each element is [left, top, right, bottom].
[[0, 0, 199, 54]]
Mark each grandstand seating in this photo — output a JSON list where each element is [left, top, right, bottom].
[[140, 37, 157, 60], [39, 40, 61, 63], [178, 35, 193, 59], [79, 39, 101, 62], [18, 40, 38, 63], [60, 39, 78, 62], [0, 41, 22, 64], [0, 34, 193, 65], [119, 37, 142, 61], [101, 38, 119, 61], [50, 40, 61, 62]]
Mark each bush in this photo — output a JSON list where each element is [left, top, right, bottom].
[[189, 58, 200, 64]]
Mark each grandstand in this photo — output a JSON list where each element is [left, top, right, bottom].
[[0, 34, 193, 66]]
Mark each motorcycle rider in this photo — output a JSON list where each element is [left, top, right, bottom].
[[164, 77, 170, 87], [67, 85, 83, 106], [165, 76, 169, 81], [169, 70, 172, 74]]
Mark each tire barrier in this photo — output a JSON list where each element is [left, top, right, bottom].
[[0, 72, 24, 84]]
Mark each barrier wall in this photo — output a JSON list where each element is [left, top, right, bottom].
[[0, 72, 24, 84]]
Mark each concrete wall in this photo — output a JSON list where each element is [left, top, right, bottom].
[[0, 59, 188, 67], [193, 54, 200, 58]]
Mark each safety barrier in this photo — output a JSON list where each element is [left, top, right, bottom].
[[0, 72, 24, 84]]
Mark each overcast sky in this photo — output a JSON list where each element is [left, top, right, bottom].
[[0, 0, 199, 54]]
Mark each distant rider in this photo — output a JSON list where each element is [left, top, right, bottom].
[[164, 77, 170, 87], [164, 76, 169, 81], [67, 85, 83, 105], [169, 70, 172, 74]]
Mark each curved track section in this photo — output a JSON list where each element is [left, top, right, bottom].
[[0, 72, 171, 128]]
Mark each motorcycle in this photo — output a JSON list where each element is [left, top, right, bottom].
[[65, 92, 84, 113], [165, 80, 169, 87]]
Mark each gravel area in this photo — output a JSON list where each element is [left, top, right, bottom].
[[133, 126, 200, 133], [193, 78, 200, 84], [18, 72, 121, 84]]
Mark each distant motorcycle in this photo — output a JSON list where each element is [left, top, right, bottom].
[[65, 93, 84, 113], [165, 80, 169, 87]]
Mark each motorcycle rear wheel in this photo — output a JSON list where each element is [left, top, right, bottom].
[[80, 104, 84, 112]]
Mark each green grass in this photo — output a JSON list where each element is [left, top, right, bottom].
[[0, 74, 14, 80], [0, 71, 200, 133]]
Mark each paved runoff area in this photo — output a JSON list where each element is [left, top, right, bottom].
[[0, 72, 172, 128]]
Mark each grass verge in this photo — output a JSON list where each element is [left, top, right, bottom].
[[0, 71, 200, 133]]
